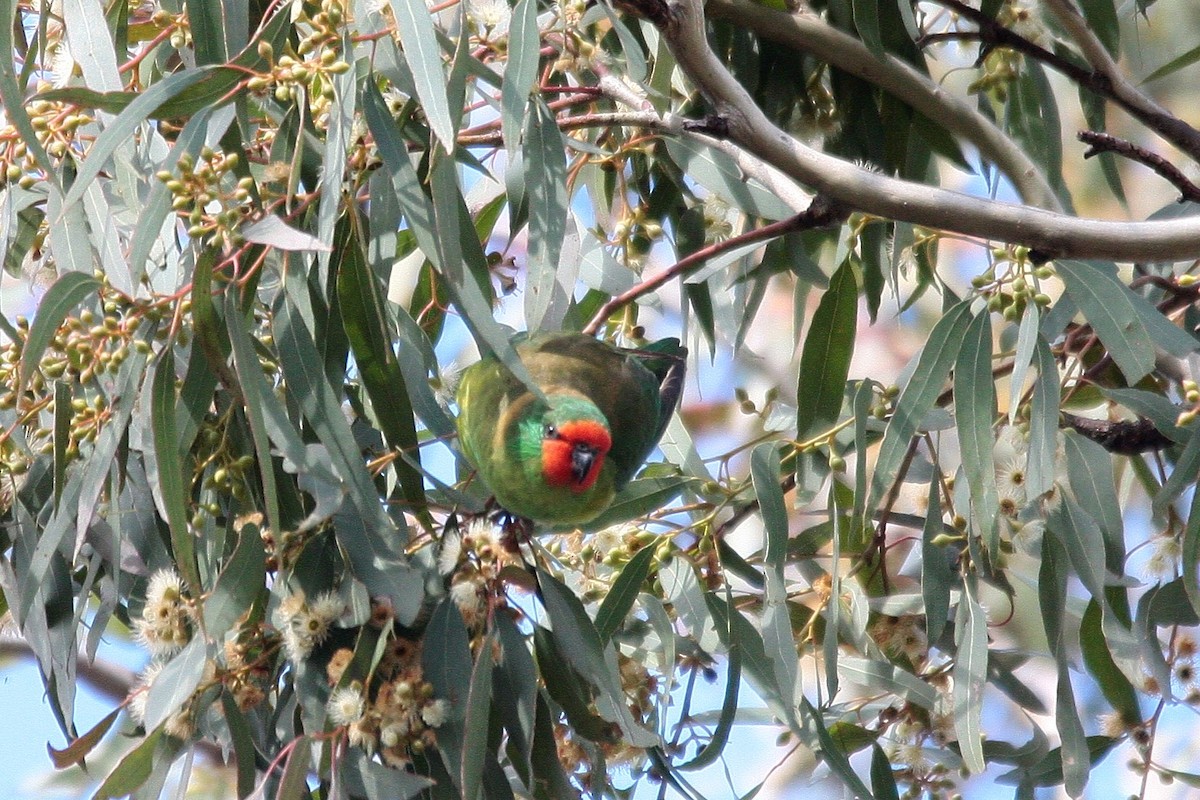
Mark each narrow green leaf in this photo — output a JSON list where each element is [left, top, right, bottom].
[[1157, 768, 1200, 788], [584, 475, 689, 531], [276, 287, 423, 616], [1130, 287, 1198, 359], [47, 707, 120, 769], [1080, 600, 1140, 725], [52, 381, 69, 504], [953, 580, 987, 774], [220, 694, 257, 798], [801, 697, 874, 799], [1048, 496, 1107, 603], [150, 349, 199, 593], [202, 522, 265, 641], [598, 3, 648, 81], [61, 68, 217, 209], [276, 736, 312, 800], [1154, 421, 1200, 512], [493, 613, 538, 776], [1062, 432, 1124, 570], [461, 634, 495, 800], [422, 599, 473, 791], [1184, 487, 1200, 618], [144, 638, 208, 730], [1144, 42, 1200, 83], [530, 693, 578, 798], [823, 487, 842, 700], [869, 300, 972, 508], [851, 379, 874, 535], [921, 477, 953, 643], [594, 545, 656, 644], [343, 749, 435, 799], [317, 40, 356, 284], [752, 444, 789, 569], [705, 594, 788, 722], [502, 0, 539, 154], [1008, 304, 1040, 424], [187, 0, 228, 65], [1078, 0, 1119, 56], [997, 736, 1119, 788], [838, 655, 937, 709], [1101, 388, 1189, 443], [1039, 531, 1090, 796], [852, 0, 884, 56], [955, 308, 999, 551], [91, 728, 166, 799], [537, 568, 659, 747], [225, 296, 281, 538], [334, 211, 430, 528], [679, 605, 740, 771], [0, 0, 57, 188], [46, 180, 94, 276], [797, 260, 857, 439], [1055, 644, 1089, 796], [1026, 338, 1060, 498], [533, 627, 616, 744], [1007, 61, 1065, 204], [426, 155, 539, 394], [524, 97, 571, 331], [388, 0, 455, 152], [20, 340, 148, 622], [871, 743, 901, 800], [1056, 260, 1156, 383], [664, 139, 793, 220]]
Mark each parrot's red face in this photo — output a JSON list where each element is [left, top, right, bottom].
[[540, 419, 612, 493]]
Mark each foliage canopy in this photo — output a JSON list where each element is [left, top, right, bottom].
[[3, 0, 1200, 797]]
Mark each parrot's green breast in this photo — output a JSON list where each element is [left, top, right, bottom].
[[455, 332, 685, 525]]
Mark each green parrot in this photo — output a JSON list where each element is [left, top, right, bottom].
[[455, 332, 687, 526]]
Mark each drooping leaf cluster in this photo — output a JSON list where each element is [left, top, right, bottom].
[[2, 0, 1200, 798]]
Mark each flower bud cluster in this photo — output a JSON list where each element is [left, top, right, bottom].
[[438, 518, 518, 630], [222, 623, 279, 712], [244, 0, 353, 113], [323, 617, 450, 769], [157, 148, 253, 248], [0, 283, 160, 472], [133, 569, 195, 657], [0, 98, 94, 187], [972, 247, 1053, 321], [273, 588, 347, 662]]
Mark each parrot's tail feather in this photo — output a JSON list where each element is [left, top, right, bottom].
[[648, 346, 687, 447]]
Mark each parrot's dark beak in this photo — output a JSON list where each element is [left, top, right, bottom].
[[571, 444, 598, 484]]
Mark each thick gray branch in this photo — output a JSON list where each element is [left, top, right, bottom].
[[705, 0, 1063, 212], [633, 0, 1200, 262]]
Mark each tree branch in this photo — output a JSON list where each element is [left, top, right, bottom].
[[581, 196, 847, 334], [616, 0, 1200, 262], [704, 0, 1063, 212], [1078, 130, 1200, 204], [932, 0, 1200, 163]]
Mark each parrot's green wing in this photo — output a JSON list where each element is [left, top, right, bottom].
[[630, 337, 687, 457]]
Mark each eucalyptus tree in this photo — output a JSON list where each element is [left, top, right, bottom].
[[2, 0, 1199, 797]]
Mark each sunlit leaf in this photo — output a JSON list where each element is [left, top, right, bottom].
[[388, 0, 455, 152], [869, 300, 972, 509], [954, 580, 987, 774], [797, 260, 857, 439]]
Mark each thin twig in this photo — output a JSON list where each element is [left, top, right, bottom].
[[1078, 130, 1200, 203], [581, 195, 847, 335], [931, 0, 1200, 163]]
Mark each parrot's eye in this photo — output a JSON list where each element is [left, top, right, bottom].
[[543, 424, 559, 439]]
